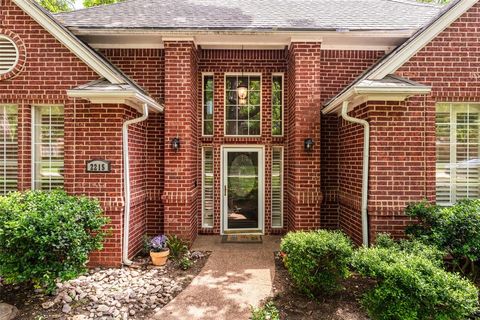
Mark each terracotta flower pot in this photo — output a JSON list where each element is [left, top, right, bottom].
[[150, 249, 170, 266]]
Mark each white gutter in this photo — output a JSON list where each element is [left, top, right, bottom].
[[122, 103, 149, 265], [341, 101, 370, 246]]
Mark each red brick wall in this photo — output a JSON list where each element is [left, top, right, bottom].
[[0, 0, 145, 266], [197, 49, 288, 234], [163, 41, 199, 242], [287, 42, 322, 230], [100, 49, 166, 238], [336, 2, 480, 243], [320, 50, 384, 230]]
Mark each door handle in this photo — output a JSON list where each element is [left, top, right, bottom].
[[224, 185, 227, 196]]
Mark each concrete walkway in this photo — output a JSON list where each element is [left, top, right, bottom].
[[152, 235, 281, 320]]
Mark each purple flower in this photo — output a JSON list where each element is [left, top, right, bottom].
[[150, 235, 167, 252]]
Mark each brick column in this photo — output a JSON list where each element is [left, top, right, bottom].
[[287, 42, 322, 230], [162, 41, 199, 243]]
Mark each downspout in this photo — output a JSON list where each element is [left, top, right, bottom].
[[341, 101, 370, 246], [122, 103, 149, 265]]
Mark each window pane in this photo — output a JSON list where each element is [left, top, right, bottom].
[[34, 105, 64, 191], [0, 105, 18, 195], [203, 75, 214, 135], [272, 75, 283, 136], [225, 75, 261, 136], [202, 147, 214, 228], [436, 103, 480, 205]]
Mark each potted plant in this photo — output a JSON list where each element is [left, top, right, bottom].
[[149, 235, 170, 266]]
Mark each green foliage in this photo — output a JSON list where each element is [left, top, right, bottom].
[[179, 256, 193, 271], [36, 0, 74, 12], [0, 191, 109, 293], [166, 235, 188, 261], [83, 0, 124, 7], [352, 238, 479, 320], [406, 199, 480, 279], [250, 302, 280, 320], [280, 230, 354, 297]]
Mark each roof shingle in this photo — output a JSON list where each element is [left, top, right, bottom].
[[56, 0, 442, 31]]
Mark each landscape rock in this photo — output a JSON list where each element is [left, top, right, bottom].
[[0, 303, 18, 320]]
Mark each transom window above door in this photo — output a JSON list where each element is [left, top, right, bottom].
[[225, 74, 261, 136]]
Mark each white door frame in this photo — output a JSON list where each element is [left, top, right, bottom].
[[220, 145, 265, 235]]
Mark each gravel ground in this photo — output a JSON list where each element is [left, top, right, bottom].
[[0, 251, 209, 320]]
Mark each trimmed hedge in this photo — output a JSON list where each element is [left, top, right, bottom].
[[280, 230, 353, 297], [0, 191, 109, 292], [352, 236, 479, 320]]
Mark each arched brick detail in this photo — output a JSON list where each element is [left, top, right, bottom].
[[0, 29, 27, 81]]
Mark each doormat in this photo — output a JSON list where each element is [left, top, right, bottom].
[[221, 235, 263, 243]]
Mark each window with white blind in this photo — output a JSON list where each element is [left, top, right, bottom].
[[271, 146, 283, 227], [33, 105, 65, 190], [202, 147, 214, 227], [0, 105, 18, 195], [203, 74, 214, 136], [272, 74, 283, 136], [436, 103, 480, 205]]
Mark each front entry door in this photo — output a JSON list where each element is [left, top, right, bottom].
[[222, 146, 264, 234]]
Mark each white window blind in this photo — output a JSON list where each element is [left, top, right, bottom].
[[0, 105, 18, 195], [272, 74, 283, 136], [33, 105, 65, 190], [436, 103, 480, 205], [202, 147, 214, 227], [271, 146, 283, 227]]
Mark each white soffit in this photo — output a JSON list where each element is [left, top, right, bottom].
[[72, 30, 415, 50]]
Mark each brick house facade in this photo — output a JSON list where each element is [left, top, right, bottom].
[[0, 0, 478, 265]]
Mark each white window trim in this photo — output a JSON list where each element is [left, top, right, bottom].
[[436, 102, 480, 206], [202, 73, 214, 137], [201, 146, 214, 228], [271, 73, 284, 137], [31, 104, 64, 190], [223, 72, 262, 137], [271, 146, 284, 228], [0, 35, 19, 76]]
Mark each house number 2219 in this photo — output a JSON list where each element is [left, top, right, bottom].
[[86, 160, 111, 173]]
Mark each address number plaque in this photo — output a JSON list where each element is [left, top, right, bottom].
[[86, 160, 111, 173]]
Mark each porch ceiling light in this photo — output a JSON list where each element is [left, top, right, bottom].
[[304, 138, 314, 151]]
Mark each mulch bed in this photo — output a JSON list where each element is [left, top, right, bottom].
[[271, 252, 373, 320], [0, 252, 210, 320]]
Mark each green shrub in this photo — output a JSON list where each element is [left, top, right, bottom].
[[179, 256, 193, 270], [250, 302, 280, 320], [0, 190, 109, 293], [167, 235, 188, 261], [406, 199, 480, 279], [352, 240, 479, 320], [280, 230, 353, 297]]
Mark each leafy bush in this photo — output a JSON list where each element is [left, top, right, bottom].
[[250, 302, 280, 320], [167, 235, 188, 261], [280, 230, 353, 297], [406, 199, 480, 279], [352, 237, 479, 320], [0, 191, 109, 293], [179, 256, 193, 270]]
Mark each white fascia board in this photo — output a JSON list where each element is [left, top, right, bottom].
[[353, 86, 432, 95], [13, 0, 125, 84], [368, 0, 477, 80], [67, 89, 164, 112]]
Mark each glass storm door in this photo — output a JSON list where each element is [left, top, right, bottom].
[[222, 147, 264, 233]]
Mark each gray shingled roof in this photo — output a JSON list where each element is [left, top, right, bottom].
[[56, 0, 441, 31]]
